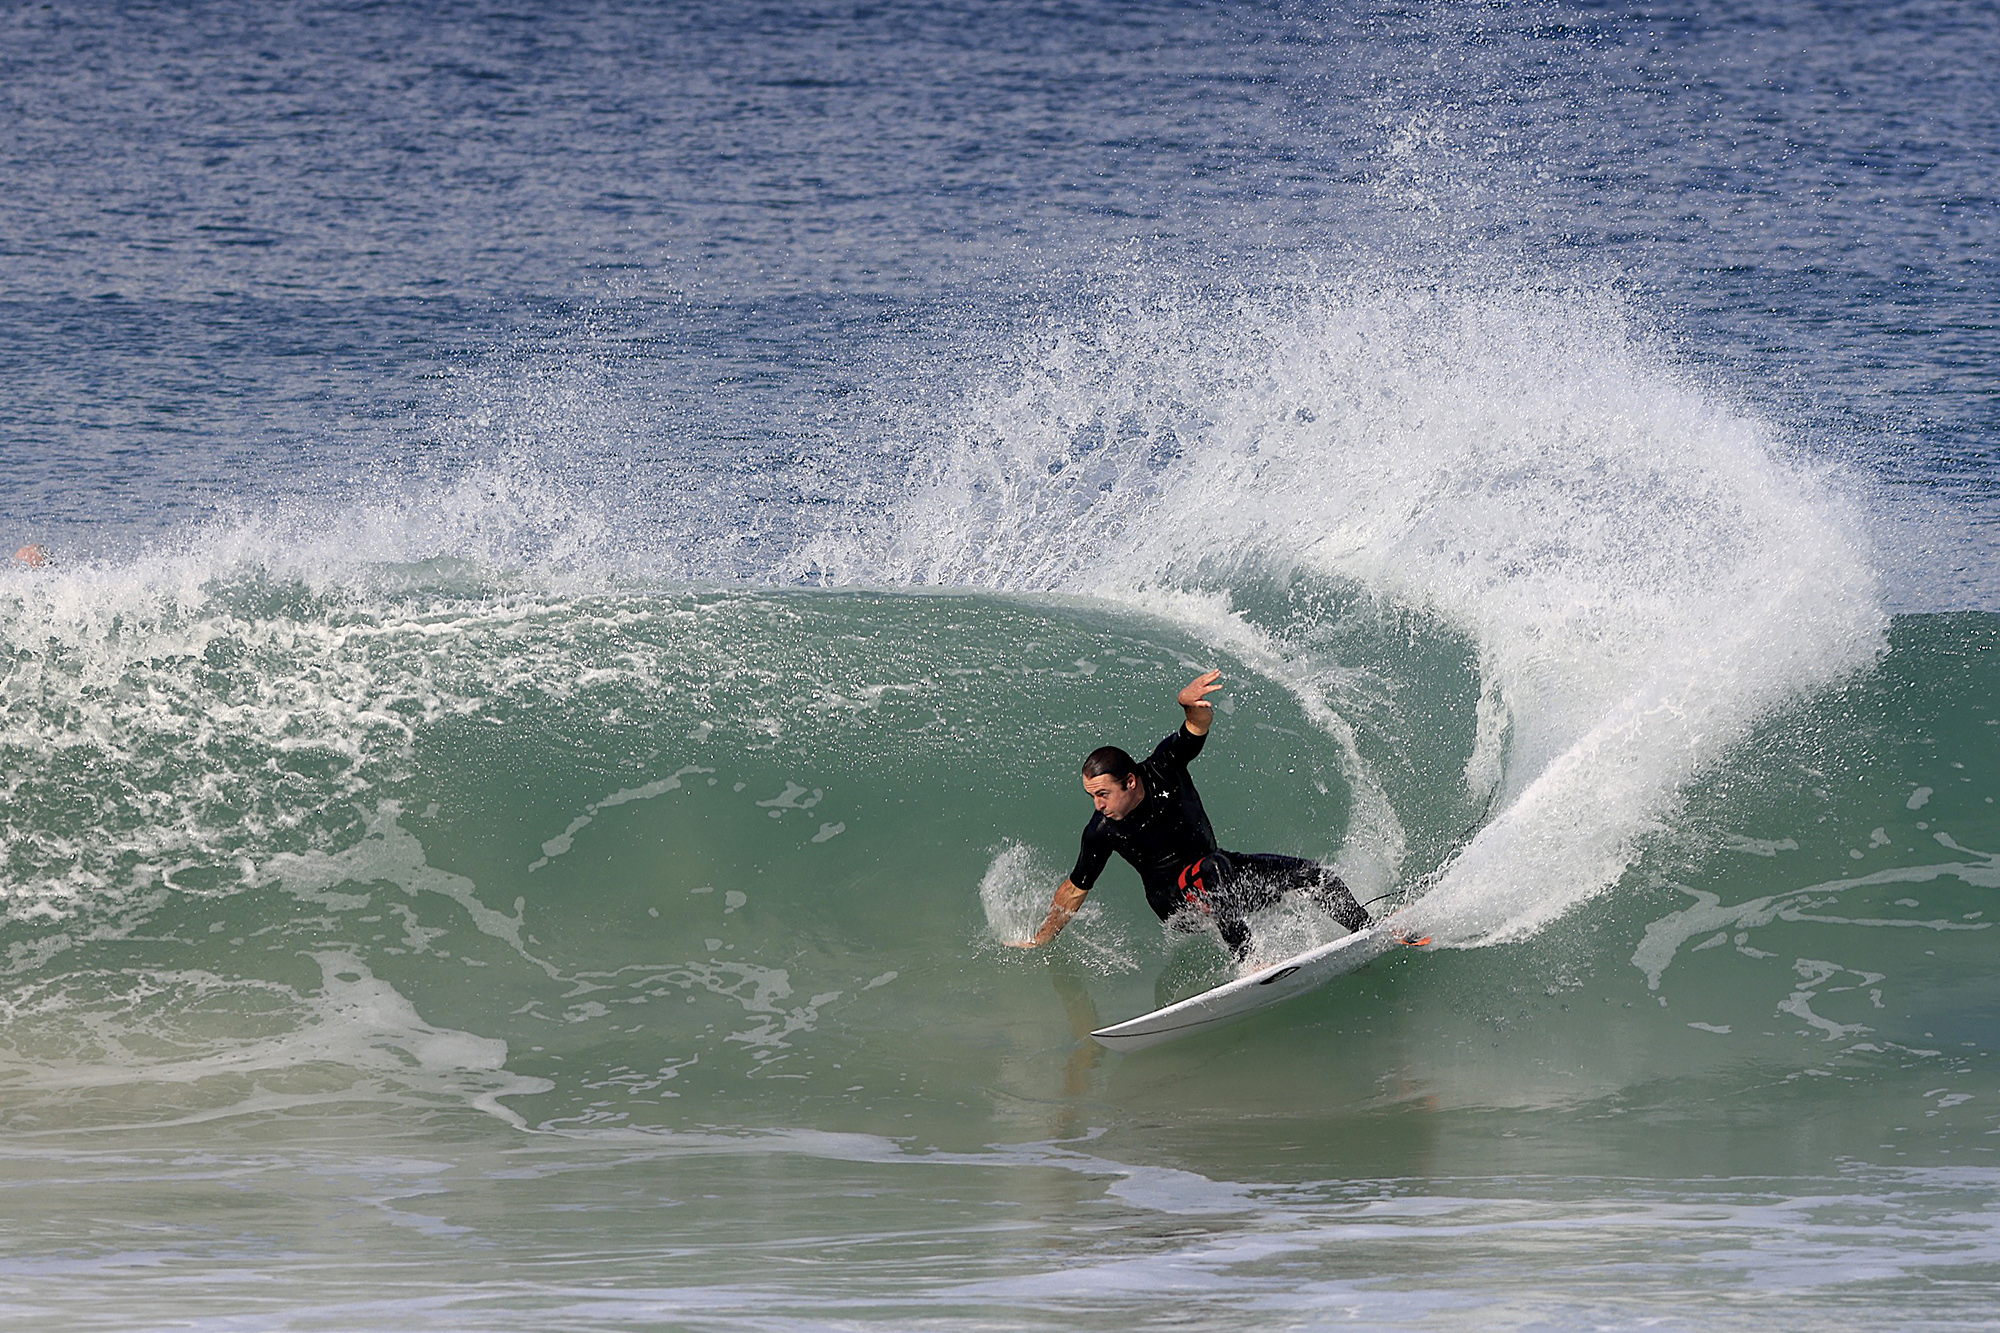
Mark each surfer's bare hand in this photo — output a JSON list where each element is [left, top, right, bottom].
[[1178, 669, 1222, 711]]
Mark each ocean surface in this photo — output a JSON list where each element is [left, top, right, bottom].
[[2, 1, 1997, 1327]]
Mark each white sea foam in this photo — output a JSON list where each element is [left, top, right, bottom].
[[263, 802, 557, 977], [0, 952, 551, 1130], [528, 766, 715, 871], [1633, 855, 2000, 993], [0, 563, 715, 921]]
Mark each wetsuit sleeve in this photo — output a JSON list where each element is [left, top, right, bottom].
[[1147, 725, 1207, 778], [1069, 818, 1114, 892]]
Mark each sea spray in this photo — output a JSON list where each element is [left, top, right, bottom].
[[977, 840, 1046, 947], [806, 281, 1888, 943], [979, 840, 1138, 975]]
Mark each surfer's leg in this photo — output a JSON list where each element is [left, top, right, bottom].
[[1229, 852, 1372, 933], [1208, 851, 1285, 915], [1177, 854, 1258, 962], [1203, 854, 1283, 962], [1312, 872, 1372, 933], [1214, 912, 1254, 963]]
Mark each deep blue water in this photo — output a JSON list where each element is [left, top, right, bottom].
[[2, 0, 1994, 597]]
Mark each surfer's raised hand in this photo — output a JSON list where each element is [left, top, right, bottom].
[[1177, 669, 1223, 735]]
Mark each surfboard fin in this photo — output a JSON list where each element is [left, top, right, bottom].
[[1395, 934, 1432, 948]]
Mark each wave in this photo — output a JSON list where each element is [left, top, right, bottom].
[[0, 277, 1898, 1133]]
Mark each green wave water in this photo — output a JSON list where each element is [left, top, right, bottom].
[[2, 554, 1994, 1324]]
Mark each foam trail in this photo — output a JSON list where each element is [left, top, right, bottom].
[[803, 283, 1887, 944]]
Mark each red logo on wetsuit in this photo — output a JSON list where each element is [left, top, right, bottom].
[[1178, 858, 1216, 914]]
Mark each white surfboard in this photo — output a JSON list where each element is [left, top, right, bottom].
[[1090, 923, 1427, 1052]]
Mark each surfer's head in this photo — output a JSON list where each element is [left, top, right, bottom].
[[1081, 747, 1144, 820]]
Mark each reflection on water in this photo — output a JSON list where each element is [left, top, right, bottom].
[[1044, 953, 1107, 1136]]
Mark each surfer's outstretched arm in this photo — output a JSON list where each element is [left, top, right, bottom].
[[1010, 878, 1088, 948], [1178, 669, 1222, 736]]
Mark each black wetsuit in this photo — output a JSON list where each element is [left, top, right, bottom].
[[1069, 726, 1371, 959]]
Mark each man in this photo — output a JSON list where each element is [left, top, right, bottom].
[[1011, 669, 1373, 961]]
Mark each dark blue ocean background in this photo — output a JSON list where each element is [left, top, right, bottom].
[[3, 0, 1993, 594], [1, 2, 1996, 1328]]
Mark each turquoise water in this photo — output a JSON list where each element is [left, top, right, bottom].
[[3, 0, 1998, 1326]]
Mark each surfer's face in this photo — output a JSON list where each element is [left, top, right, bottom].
[[1083, 772, 1144, 820]]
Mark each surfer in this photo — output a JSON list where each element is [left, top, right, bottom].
[[1011, 669, 1373, 962]]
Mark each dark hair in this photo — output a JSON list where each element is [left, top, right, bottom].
[[1081, 746, 1137, 781]]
